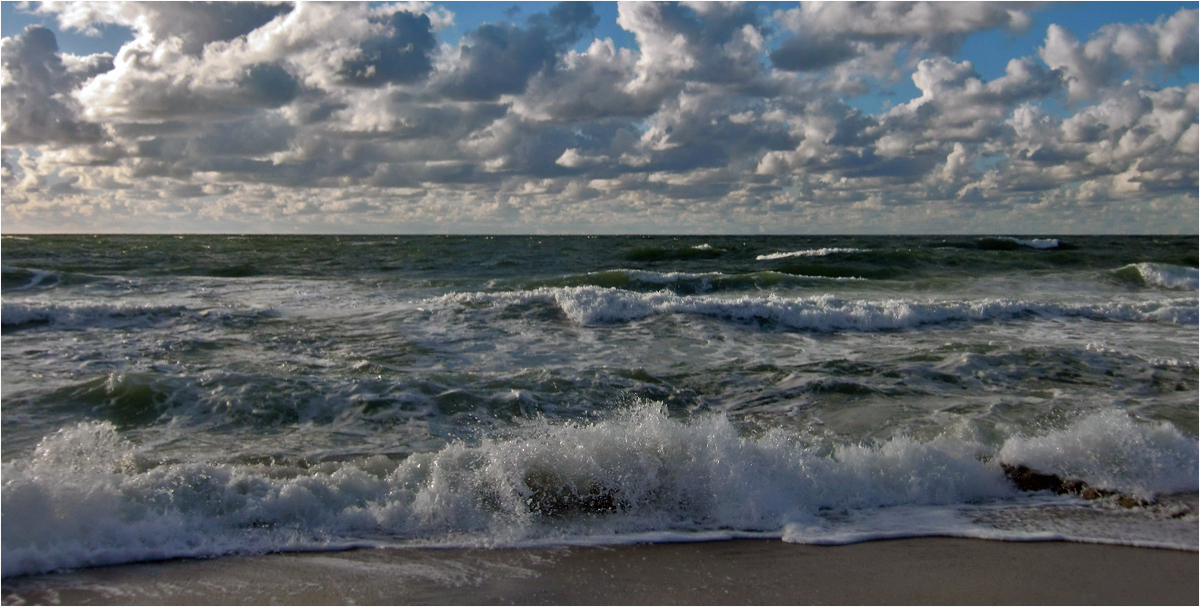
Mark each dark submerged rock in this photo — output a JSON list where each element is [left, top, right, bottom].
[[1000, 463, 1151, 507], [523, 470, 626, 518]]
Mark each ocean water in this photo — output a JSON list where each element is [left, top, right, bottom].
[[2, 234, 1197, 577]]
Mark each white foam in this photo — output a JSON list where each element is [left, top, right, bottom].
[[4, 405, 1194, 577], [436, 287, 1199, 329], [756, 248, 865, 260]]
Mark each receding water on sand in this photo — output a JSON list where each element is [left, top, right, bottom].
[[3, 538, 1196, 605]]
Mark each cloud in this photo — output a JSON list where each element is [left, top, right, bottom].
[[772, 2, 1036, 73], [35, 1, 291, 51], [512, 38, 656, 122], [58, 2, 444, 125], [1040, 8, 1198, 100], [439, 2, 599, 101], [769, 35, 856, 72], [1, 26, 112, 145], [883, 56, 1061, 144], [339, 11, 438, 86], [618, 1, 767, 91]]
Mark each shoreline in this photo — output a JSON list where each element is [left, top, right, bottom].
[[4, 537, 1197, 605]]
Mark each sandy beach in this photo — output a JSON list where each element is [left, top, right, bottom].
[[3, 537, 1196, 605]]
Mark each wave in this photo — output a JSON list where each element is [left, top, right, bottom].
[[0, 301, 275, 333], [621, 244, 726, 262], [435, 287, 1199, 330], [2, 266, 148, 293], [2, 405, 1194, 577], [756, 248, 867, 261], [2, 266, 63, 292], [997, 409, 1199, 498], [525, 270, 864, 294], [1111, 263, 1199, 291], [976, 237, 1062, 250], [763, 248, 936, 280]]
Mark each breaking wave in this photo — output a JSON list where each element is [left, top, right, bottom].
[[434, 287, 1199, 329], [976, 237, 1061, 250], [1111, 263, 1199, 291], [2, 405, 1194, 577]]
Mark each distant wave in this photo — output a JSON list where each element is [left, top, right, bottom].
[[976, 237, 1061, 250], [621, 244, 726, 262], [1005, 237, 1059, 249], [756, 248, 866, 260], [526, 269, 864, 294], [436, 287, 1198, 330]]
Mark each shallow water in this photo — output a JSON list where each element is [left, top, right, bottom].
[[2, 235, 1197, 576]]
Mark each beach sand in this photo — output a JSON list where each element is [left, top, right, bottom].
[[3, 538, 1196, 605]]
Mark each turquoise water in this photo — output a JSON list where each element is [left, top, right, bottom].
[[2, 235, 1197, 576]]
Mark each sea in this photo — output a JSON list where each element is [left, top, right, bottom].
[[2, 234, 1197, 577]]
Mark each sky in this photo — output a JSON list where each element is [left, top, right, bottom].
[[1, 1, 1197, 234]]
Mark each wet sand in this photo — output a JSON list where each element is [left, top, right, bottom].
[[3, 538, 1197, 605]]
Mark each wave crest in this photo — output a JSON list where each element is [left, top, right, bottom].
[[756, 248, 867, 260], [1112, 263, 1199, 291]]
